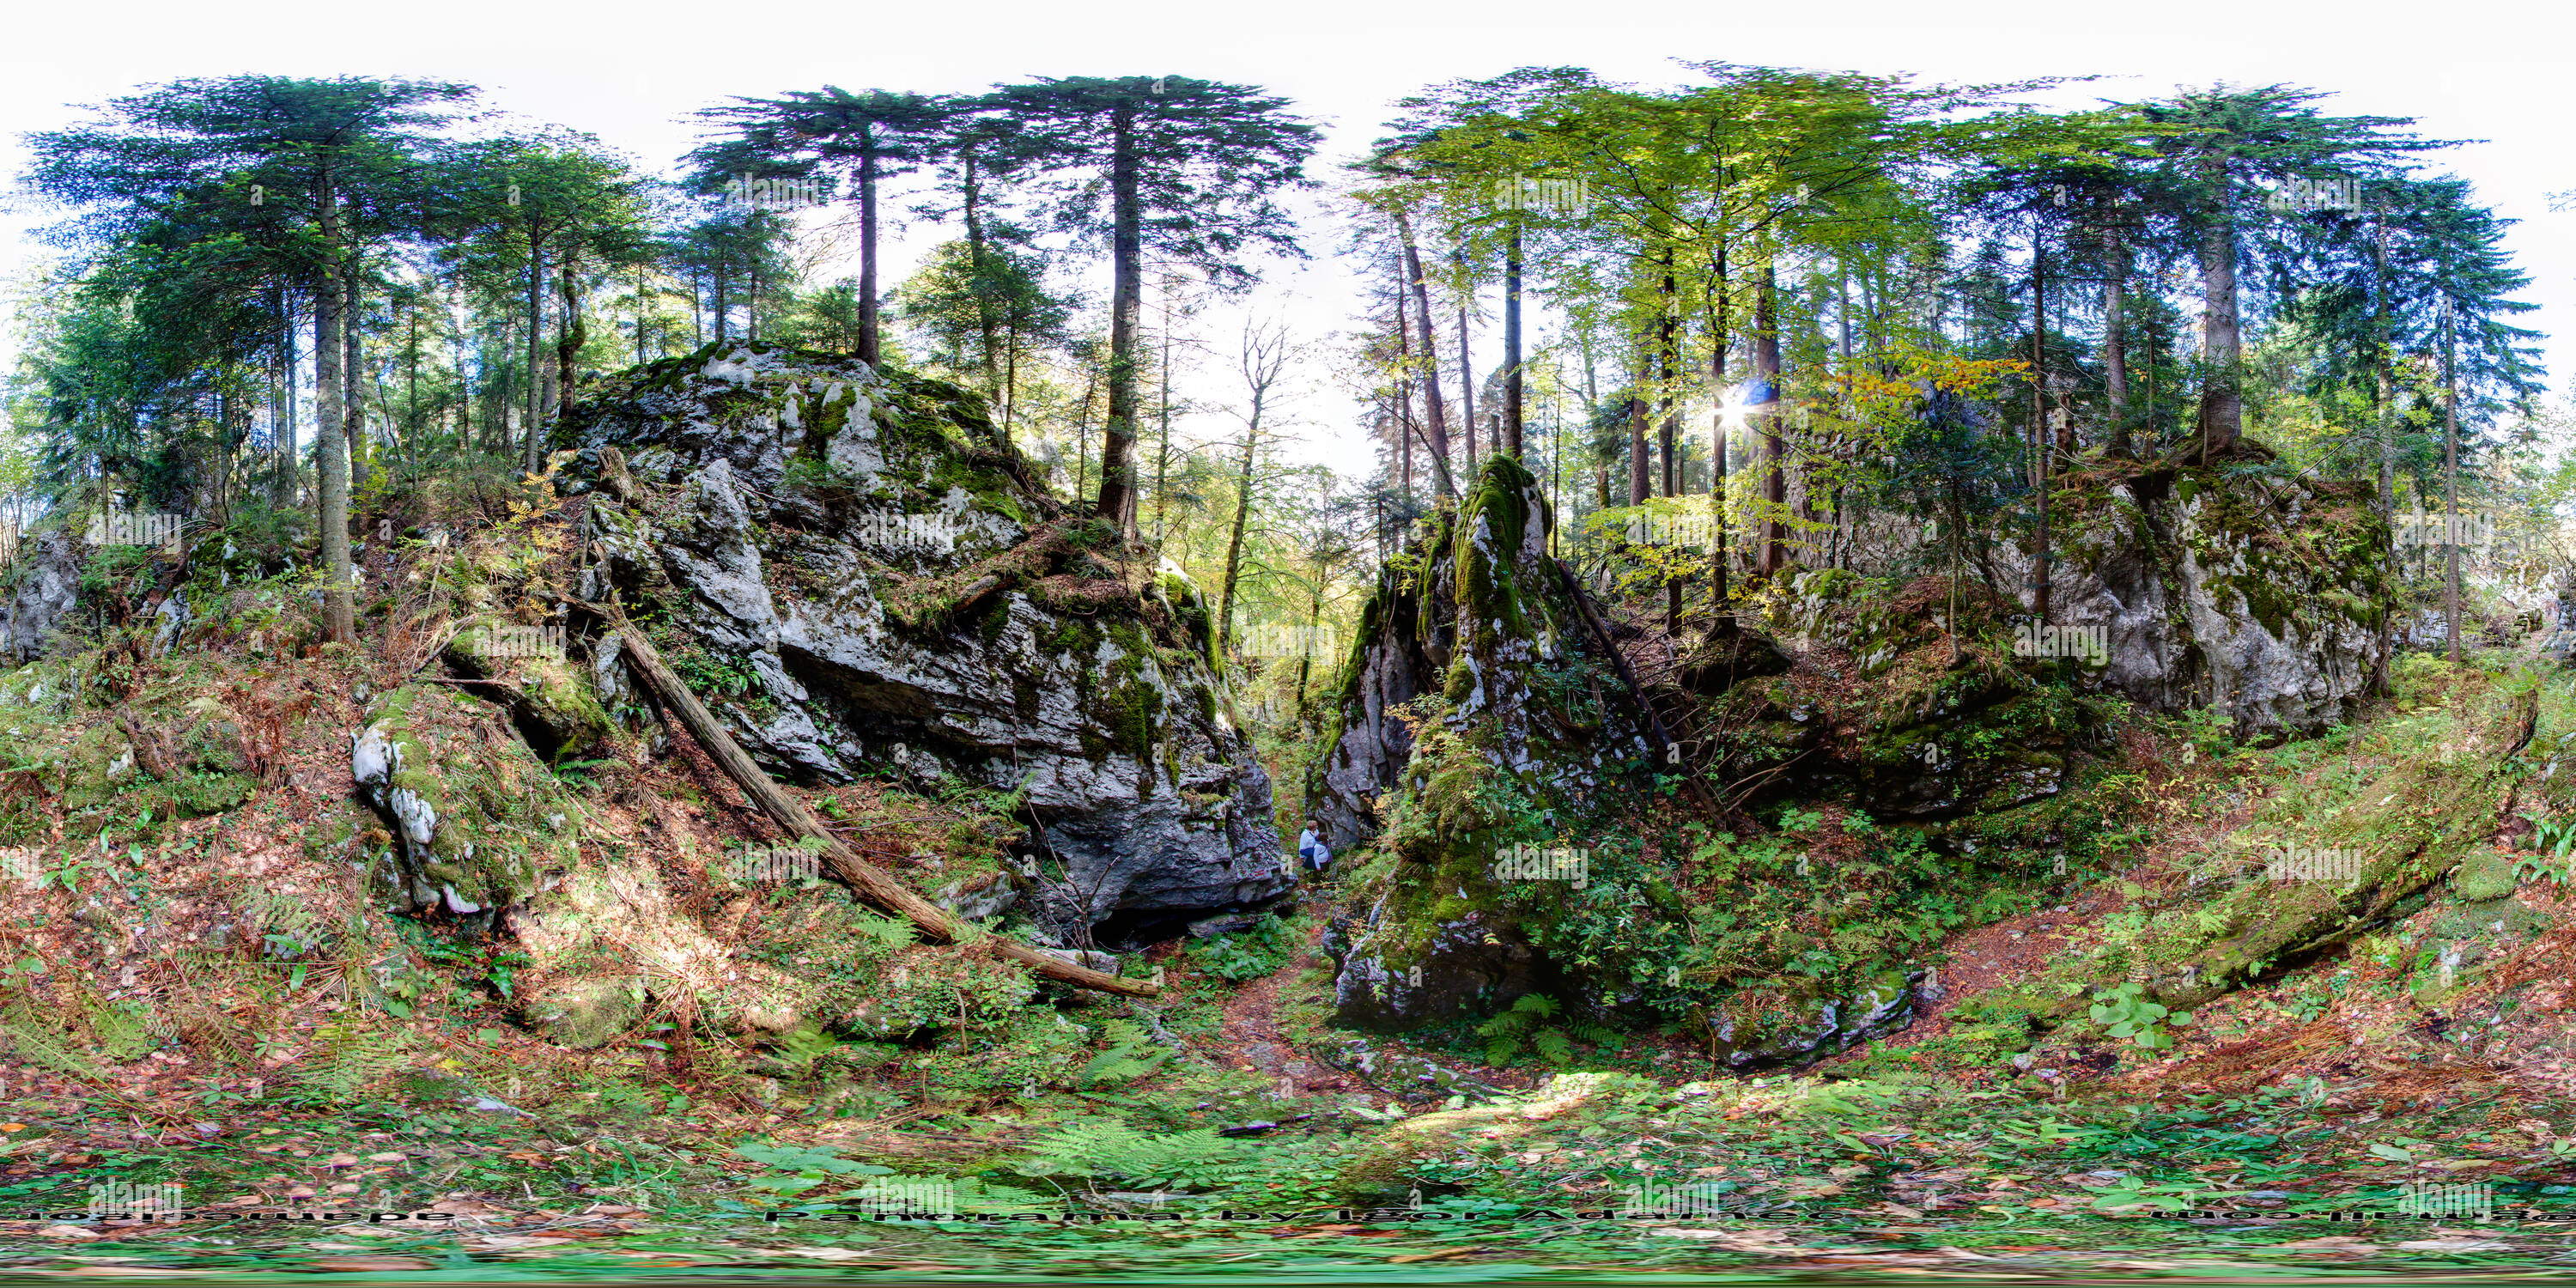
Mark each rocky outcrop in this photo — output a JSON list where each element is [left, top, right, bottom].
[[350, 683, 580, 932], [1315, 457, 1656, 1030], [554, 343, 1288, 943], [1734, 569, 2087, 821], [2047, 462, 2392, 738], [1, 530, 85, 663], [1309, 455, 1653, 855]]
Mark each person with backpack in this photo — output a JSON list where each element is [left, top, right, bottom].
[[1296, 819, 1331, 875]]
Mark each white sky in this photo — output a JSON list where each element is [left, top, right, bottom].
[[3, 0, 2569, 481]]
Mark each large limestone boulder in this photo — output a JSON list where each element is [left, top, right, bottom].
[[2048, 461, 2392, 738], [1310, 454, 1653, 854], [349, 683, 581, 930], [0, 530, 87, 663], [553, 343, 1288, 943], [1313, 458, 1657, 1031]]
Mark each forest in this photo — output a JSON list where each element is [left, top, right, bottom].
[[0, 62, 2572, 1279]]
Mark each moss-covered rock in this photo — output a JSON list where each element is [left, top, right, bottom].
[[349, 683, 580, 928], [441, 614, 611, 762], [2047, 456, 2393, 738], [1317, 457, 1658, 1030], [556, 343, 1287, 945]]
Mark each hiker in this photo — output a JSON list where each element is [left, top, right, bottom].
[[1296, 819, 1331, 875]]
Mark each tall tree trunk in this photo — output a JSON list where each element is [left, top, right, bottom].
[[1094, 100, 1142, 523], [1215, 401, 1265, 662], [2444, 298, 2462, 665], [2102, 226, 2131, 459], [1293, 566, 1324, 710], [712, 262, 728, 344], [1455, 247, 1477, 478], [1756, 264, 1787, 577], [1151, 279, 1176, 544], [344, 274, 368, 507], [556, 256, 587, 434], [1394, 251, 1450, 498], [858, 127, 882, 366], [2372, 217, 2396, 516], [1503, 223, 1523, 456], [1658, 252, 1679, 498], [1394, 213, 1451, 479], [275, 290, 296, 507], [1002, 318, 1020, 443], [963, 156, 999, 393], [2196, 155, 2242, 459], [1706, 244, 1730, 617], [526, 241, 546, 474], [1074, 365, 1099, 500], [314, 189, 355, 645], [2032, 219, 2051, 623], [1626, 350, 1649, 508]]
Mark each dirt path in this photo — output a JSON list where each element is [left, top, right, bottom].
[[1207, 919, 1364, 1097]]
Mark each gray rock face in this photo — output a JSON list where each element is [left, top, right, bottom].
[[556, 343, 1289, 939], [2045, 483, 2193, 711], [1, 531, 85, 663], [1325, 908, 1546, 1032], [1309, 563, 1432, 851], [2176, 490, 2385, 735], [2046, 466, 2391, 738], [1704, 971, 1923, 1068], [1310, 458, 1651, 854]]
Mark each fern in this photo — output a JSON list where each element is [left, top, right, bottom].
[[849, 911, 917, 953], [1477, 993, 1582, 1066], [0, 1006, 107, 1082], [299, 1022, 410, 1102], [87, 999, 156, 1061], [1016, 1120, 1247, 1188], [1076, 1018, 1173, 1089]]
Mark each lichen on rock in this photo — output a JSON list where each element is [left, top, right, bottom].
[[554, 342, 1288, 944]]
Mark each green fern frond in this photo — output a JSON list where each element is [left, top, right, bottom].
[[1019, 1121, 1247, 1186]]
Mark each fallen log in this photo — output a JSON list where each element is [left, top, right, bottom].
[[568, 597, 1156, 999]]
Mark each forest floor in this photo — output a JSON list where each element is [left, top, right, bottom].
[[2, 605, 2574, 1275]]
